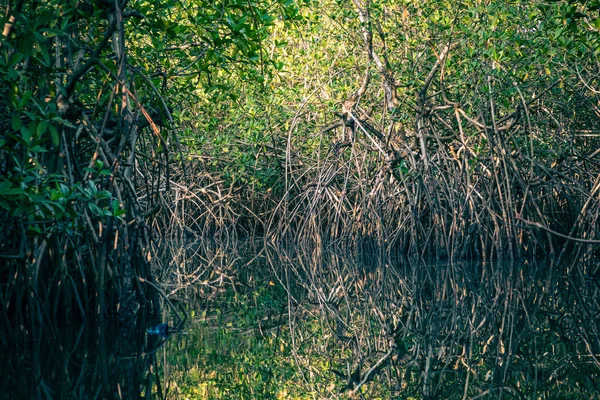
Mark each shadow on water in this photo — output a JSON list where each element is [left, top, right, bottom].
[[2, 241, 600, 399], [0, 308, 178, 400]]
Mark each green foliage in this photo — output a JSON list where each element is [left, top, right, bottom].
[[170, 0, 598, 251], [0, 3, 120, 238], [129, 0, 302, 96], [0, 0, 305, 235]]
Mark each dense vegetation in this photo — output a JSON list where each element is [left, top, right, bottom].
[[0, 0, 299, 326], [1, 0, 599, 397], [171, 0, 600, 253]]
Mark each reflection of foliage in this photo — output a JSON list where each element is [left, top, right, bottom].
[[149, 245, 600, 399], [264, 248, 600, 399], [155, 281, 310, 399]]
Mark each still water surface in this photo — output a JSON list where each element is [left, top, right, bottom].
[[2, 244, 599, 399]]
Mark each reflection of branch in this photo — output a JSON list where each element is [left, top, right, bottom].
[[138, 277, 188, 325], [579, 330, 600, 368], [351, 349, 394, 394], [471, 386, 521, 400]]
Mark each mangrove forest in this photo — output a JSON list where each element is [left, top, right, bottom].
[[1, 0, 599, 398]]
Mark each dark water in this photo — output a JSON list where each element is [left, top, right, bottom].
[[2, 245, 600, 399], [0, 307, 167, 399]]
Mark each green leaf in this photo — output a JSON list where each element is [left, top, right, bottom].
[[11, 114, 21, 131], [35, 10, 54, 28], [59, 183, 70, 196], [1, 187, 26, 196], [37, 120, 48, 137], [87, 180, 98, 195], [0, 198, 9, 211], [49, 124, 60, 147], [0, 180, 13, 191], [97, 190, 112, 199], [20, 126, 31, 144], [261, 13, 276, 24], [40, 45, 52, 67]]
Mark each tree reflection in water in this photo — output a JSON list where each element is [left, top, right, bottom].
[[2, 243, 599, 399], [151, 244, 600, 399], [262, 247, 600, 399], [0, 309, 177, 399]]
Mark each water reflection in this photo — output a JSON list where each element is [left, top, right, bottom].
[[2, 243, 599, 399], [0, 310, 174, 399], [263, 249, 600, 399], [152, 246, 600, 399]]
